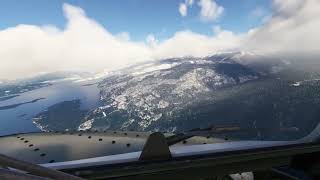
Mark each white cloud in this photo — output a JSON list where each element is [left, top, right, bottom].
[[212, 25, 222, 34], [179, 3, 187, 17], [146, 34, 158, 47], [0, 4, 152, 80], [179, 0, 194, 17], [186, 0, 194, 6], [272, 0, 305, 17], [116, 32, 131, 41], [249, 7, 271, 25], [1, 0, 320, 80], [249, 7, 266, 19], [146, 27, 240, 59], [150, 30, 241, 59], [197, 0, 224, 21], [243, 0, 320, 53]]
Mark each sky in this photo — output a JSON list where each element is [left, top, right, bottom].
[[0, 0, 271, 40], [0, 0, 319, 80]]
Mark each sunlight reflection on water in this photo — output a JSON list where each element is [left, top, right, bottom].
[[0, 81, 100, 136]]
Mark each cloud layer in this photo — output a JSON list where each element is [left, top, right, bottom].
[[243, 0, 320, 53], [1, 0, 320, 80], [0, 4, 151, 80]]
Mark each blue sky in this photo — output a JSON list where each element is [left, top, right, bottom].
[[0, 0, 271, 41]]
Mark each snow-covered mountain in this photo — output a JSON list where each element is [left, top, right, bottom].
[[4, 51, 318, 140], [78, 52, 282, 132]]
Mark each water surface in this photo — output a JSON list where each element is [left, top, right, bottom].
[[0, 81, 100, 136]]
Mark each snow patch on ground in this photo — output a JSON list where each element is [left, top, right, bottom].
[[291, 78, 320, 87], [78, 119, 94, 131], [158, 100, 169, 108], [32, 117, 50, 132], [138, 113, 162, 130], [173, 68, 211, 96], [291, 82, 301, 87], [121, 119, 135, 129], [113, 95, 128, 110], [239, 75, 258, 83], [131, 63, 179, 76]]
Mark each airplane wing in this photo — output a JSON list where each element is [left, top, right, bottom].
[[0, 124, 320, 179]]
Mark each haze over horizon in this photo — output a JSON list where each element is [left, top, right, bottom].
[[0, 0, 319, 80]]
